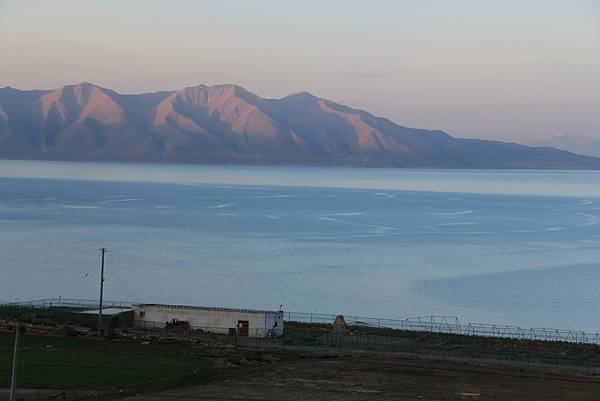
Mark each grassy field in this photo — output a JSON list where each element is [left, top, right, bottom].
[[4, 305, 600, 401], [3, 304, 600, 393], [283, 322, 600, 369], [0, 330, 225, 390]]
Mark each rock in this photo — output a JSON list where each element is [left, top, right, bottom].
[[333, 315, 348, 335]]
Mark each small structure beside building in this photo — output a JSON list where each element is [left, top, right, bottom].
[[133, 303, 284, 337], [77, 307, 134, 328]]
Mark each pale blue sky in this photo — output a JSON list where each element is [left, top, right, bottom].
[[0, 0, 598, 141]]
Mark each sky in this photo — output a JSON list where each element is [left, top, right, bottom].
[[0, 0, 599, 142]]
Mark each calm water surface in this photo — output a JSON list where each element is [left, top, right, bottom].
[[1, 160, 600, 331]]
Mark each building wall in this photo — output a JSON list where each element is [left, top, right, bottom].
[[265, 312, 284, 336], [133, 305, 284, 337]]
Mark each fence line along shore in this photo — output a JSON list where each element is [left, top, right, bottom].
[[3, 297, 600, 346]]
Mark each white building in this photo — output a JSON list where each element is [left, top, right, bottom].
[[133, 303, 284, 337]]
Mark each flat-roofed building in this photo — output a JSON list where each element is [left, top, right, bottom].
[[133, 303, 283, 337]]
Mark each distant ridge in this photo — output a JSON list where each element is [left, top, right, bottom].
[[528, 133, 600, 158], [1, 82, 599, 169]]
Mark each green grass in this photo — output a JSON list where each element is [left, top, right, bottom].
[[283, 322, 600, 368], [5, 305, 600, 391], [0, 331, 219, 389]]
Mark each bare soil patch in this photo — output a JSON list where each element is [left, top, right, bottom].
[[119, 353, 600, 401]]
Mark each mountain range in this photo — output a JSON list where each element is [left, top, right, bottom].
[[1, 82, 599, 169], [527, 133, 600, 158]]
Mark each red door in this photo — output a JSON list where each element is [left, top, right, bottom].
[[238, 320, 249, 337]]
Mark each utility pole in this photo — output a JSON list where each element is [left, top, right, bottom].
[[98, 248, 107, 330], [9, 322, 20, 401]]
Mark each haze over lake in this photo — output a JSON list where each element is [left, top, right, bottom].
[[2, 160, 600, 332]]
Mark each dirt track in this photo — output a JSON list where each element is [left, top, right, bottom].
[[120, 353, 600, 401]]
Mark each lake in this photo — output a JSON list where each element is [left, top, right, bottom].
[[1, 160, 600, 332]]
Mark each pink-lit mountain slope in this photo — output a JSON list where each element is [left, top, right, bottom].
[[1, 82, 599, 169]]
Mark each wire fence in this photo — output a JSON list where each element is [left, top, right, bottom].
[[4, 298, 600, 346], [3, 298, 134, 310], [128, 318, 600, 375], [284, 311, 600, 345], [6, 300, 600, 401]]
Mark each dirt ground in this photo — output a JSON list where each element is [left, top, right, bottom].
[[119, 353, 600, 401]]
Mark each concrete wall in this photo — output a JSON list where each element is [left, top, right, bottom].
[[133, 305, 284, 337]]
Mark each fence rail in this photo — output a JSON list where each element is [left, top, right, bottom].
[[284, 311, 600, 345], [2, 298, 134, 309], [3, 298, 600, 346], [121, 318, 600, 375]]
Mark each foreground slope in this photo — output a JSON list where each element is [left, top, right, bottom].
[[1, 82, 599, 169]]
